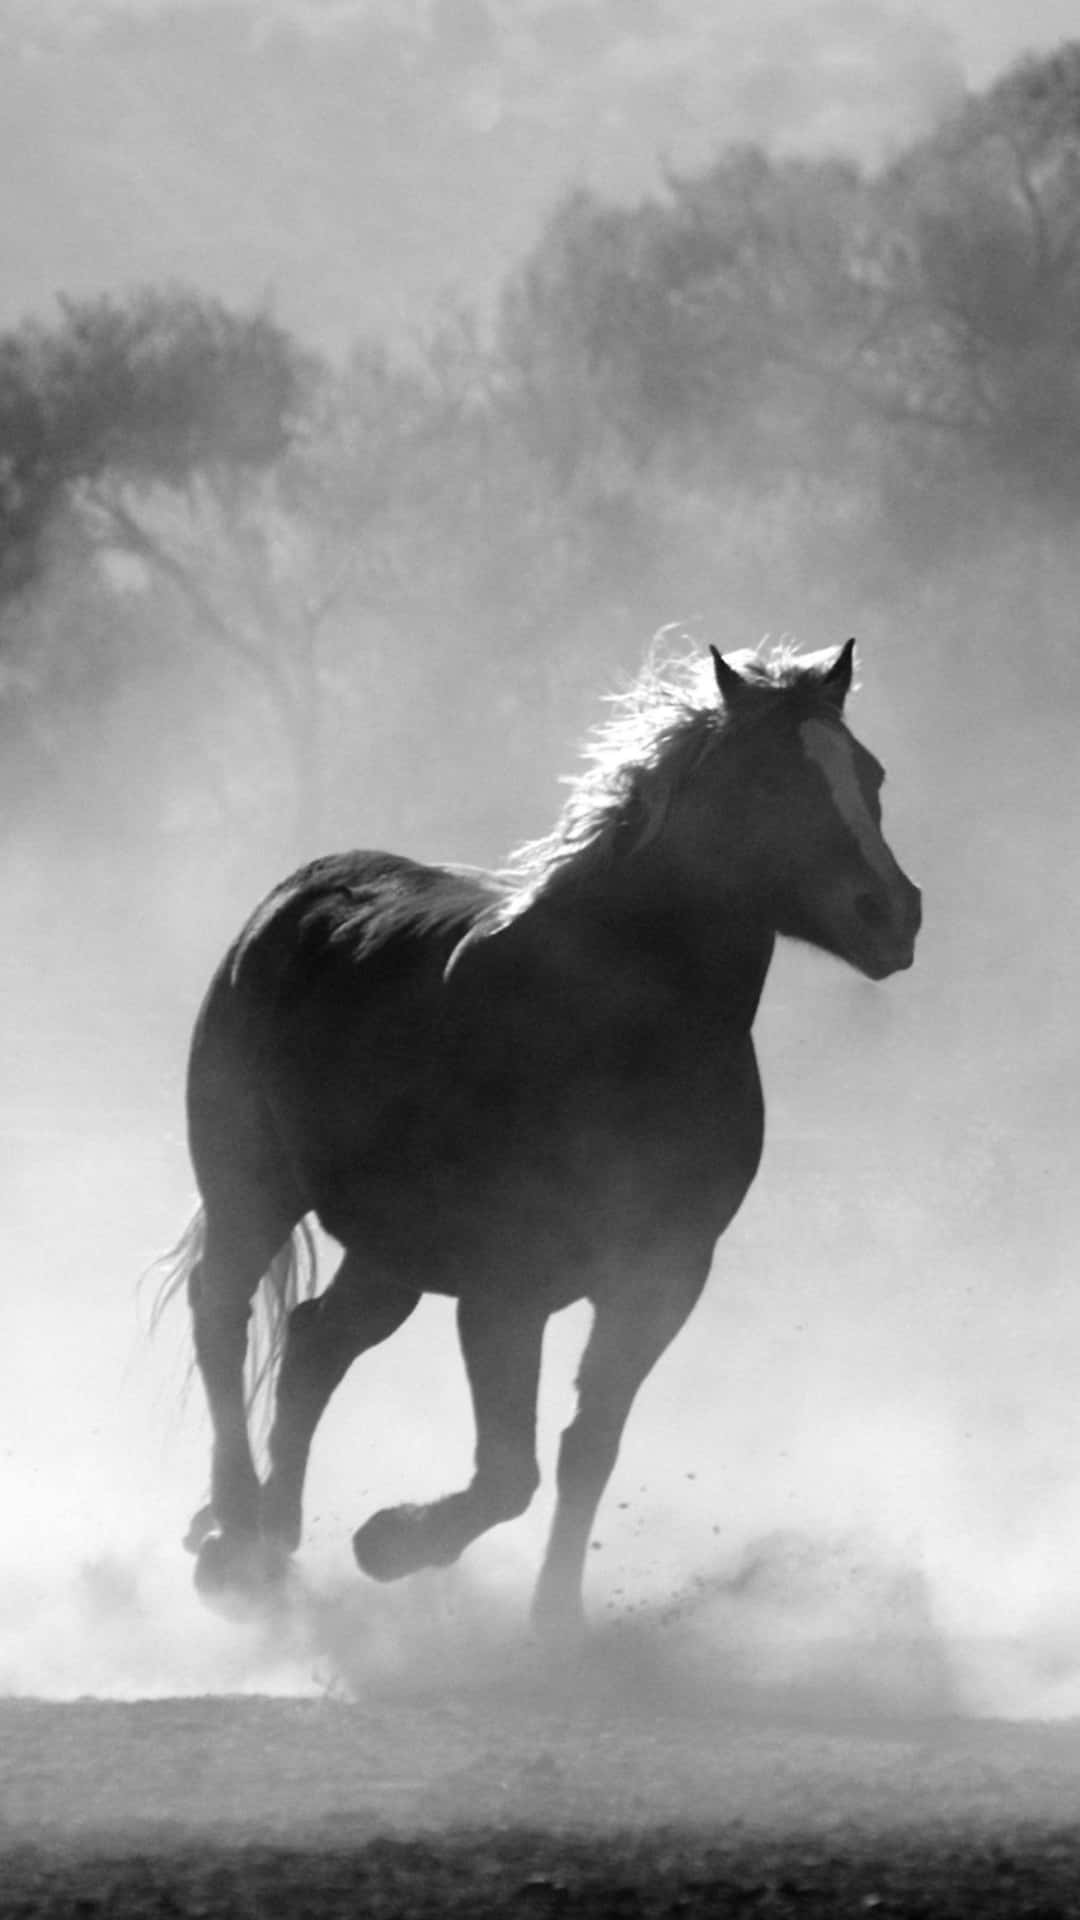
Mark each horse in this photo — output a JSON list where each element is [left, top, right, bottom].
[[156, 637, 921, 1637]]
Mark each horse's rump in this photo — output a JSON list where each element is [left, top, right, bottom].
[[183, 850, 511, 1273]]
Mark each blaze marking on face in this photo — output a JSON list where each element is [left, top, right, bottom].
[[798, 719, 894, 881]]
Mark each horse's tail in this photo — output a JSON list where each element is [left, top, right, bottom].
[[147, 1207, 320, 1438], [148, 1207, 206, 1334]]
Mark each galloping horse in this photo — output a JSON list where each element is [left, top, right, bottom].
[[158, 639, 921, 1635]]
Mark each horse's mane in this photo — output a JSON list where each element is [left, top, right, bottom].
[[452, 635, 832, 962], [501, 647, 722, 908]]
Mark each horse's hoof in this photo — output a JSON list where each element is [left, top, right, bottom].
[[183, 1505, 217, 1555], [193, 1531, 290, 1615], [353, 1505, 431, 1582]]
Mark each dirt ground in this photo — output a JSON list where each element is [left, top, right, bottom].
[[6, 1671, 1080, 1918]]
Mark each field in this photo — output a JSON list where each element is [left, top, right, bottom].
[[6, 1657, 1080, 1918]]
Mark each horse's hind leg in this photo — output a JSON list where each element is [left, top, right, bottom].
[[531, 1277, 703, 1642], [261, 1254, 420, 1552], [187, 1197, 297, 1589], [353, 1290, 545, 1582]]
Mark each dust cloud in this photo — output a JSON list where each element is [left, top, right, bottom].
[[4, 954, 1080, 1722]]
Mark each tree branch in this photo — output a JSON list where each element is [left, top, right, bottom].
[[81, 483, 291, 701]]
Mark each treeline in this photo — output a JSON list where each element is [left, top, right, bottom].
[[2, 41, 1078, 919]]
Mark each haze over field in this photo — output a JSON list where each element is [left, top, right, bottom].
[[2, 0, 1080, 1723]]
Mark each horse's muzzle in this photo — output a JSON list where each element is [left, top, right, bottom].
[[852, 876, 922, 979]]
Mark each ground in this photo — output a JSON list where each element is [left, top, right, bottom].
[[5, 1669, 1080, 1917]]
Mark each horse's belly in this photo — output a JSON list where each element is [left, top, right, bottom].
[[307, 1044, 764, 1300]]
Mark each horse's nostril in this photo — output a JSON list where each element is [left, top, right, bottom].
[[854, 891, 889, 932]]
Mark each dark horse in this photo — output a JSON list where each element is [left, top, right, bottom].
[[158, 639, 921, 1635]]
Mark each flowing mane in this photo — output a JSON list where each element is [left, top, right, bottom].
[[473, 638, 835, 941], [502, 646, 723, 905]]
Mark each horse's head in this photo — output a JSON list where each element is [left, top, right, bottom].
[[706, 640, 921, 980]]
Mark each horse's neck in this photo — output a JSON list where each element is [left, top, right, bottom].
[[523, 849, 775, 1034]]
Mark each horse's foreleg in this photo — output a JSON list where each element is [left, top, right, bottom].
[[261, 1256, 420, 1552], [531, 1279, 702, 1642], [353, 1290, 545, 1582]]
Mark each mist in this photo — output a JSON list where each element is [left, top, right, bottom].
[[0, 0, 1072, 350], [3, 3, 1080, 1736]]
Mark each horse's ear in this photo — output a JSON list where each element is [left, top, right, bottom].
[[821, 637, 856, 710], [710, 646, 748, 711]]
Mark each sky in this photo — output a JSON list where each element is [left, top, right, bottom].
[[1, 0, 1077, 351], [20, 0, 1080, 74], [934, 0, 1077, 73]]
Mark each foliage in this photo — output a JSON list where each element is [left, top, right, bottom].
[[497, 37, 1080, 600], [875, 45, 1080, 494], [0, 287, 307, 596], [500, 156, 879, 482]]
